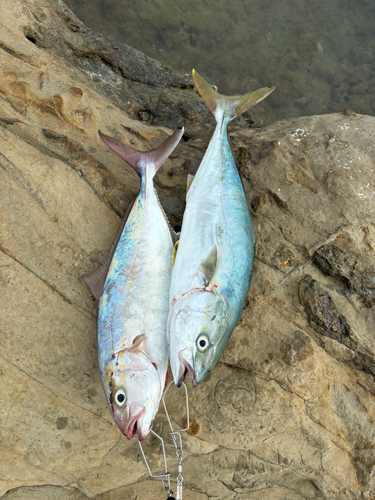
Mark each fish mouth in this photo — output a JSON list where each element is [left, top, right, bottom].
[[176, 348, 196, 388], [123, 403, 145, 440]]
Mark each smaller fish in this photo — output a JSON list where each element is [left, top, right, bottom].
[[83, 128, 183, 440]]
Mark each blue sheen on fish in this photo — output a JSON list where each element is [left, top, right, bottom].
[[168, 70, 275, 387], [83, 128, 183, 440]]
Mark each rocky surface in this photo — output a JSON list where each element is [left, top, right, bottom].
[[1, 1, 375, 499]]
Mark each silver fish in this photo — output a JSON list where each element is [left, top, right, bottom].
[[83, 128, 183, 440], [168, 70, 275, 387]]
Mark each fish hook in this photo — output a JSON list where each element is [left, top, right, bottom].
[[162, 381, 189, 500], [137, 429, 174, 498], [137, 381, 190, 500]]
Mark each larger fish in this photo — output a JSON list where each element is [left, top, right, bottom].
[[168, 70, 274, 387], [83, 128, 183, 440]]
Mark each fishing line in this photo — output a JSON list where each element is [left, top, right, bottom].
[[138, 381, 189, 500]]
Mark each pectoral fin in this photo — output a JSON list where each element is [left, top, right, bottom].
[[129, 335, 146, 352], [193, 245, 217, 287]]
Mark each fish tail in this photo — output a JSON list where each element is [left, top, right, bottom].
[[192, 69, 275, 123], [98, 127, 184, 178]]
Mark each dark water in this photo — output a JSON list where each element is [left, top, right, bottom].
[[66, 0, 375, 125]]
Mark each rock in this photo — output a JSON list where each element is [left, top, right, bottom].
[[1, 0, 375, 499], [312, 225, 375, 306], [299, 274, 375, 377]]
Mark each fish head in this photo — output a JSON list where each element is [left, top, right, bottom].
[[168, 289, 230, 387], [103, 339, 162, 441]]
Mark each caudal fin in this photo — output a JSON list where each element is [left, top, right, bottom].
[[98, 127, 184, 179], [192, 69, 275, 123]]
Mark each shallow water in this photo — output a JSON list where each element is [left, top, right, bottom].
[[66, 0, 375, 125]]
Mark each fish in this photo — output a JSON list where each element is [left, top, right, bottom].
[[168, 70, 275, 387], [82, 127, 183, 440]]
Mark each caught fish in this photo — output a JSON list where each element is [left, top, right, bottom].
[[82, 128, 183, 440], [168, 70, 275, 387]]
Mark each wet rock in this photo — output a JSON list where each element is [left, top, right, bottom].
[[299, 275, 354, 348], [299, 275, 375, 377], [313, 243, 356, 281], [312, 225, 375, 306]]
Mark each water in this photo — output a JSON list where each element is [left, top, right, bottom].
[[66, 0, 375, 125]]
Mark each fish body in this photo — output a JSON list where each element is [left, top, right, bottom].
[[168, 71, 275, 386], [83, 129, 183, 440]]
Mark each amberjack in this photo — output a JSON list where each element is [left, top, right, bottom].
[[168, 70, 275, 387], [83, 128, 183, 439]]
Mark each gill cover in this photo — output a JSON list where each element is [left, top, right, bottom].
[[169, 287, 230, 387]]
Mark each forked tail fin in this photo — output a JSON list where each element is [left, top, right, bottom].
[[192, 69, 275, 123], [98, 127, 184, 178]]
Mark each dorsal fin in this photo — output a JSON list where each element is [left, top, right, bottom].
[[172, 230, 180, 245], [171, 240, 179, 269], [81, 199, 135, 300], [98, 128, 184, 179]]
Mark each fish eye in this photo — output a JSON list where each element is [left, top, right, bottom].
[[211, 314, 216, 321], [114, 389, 126, 407], [196, 334, 210, 352]]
